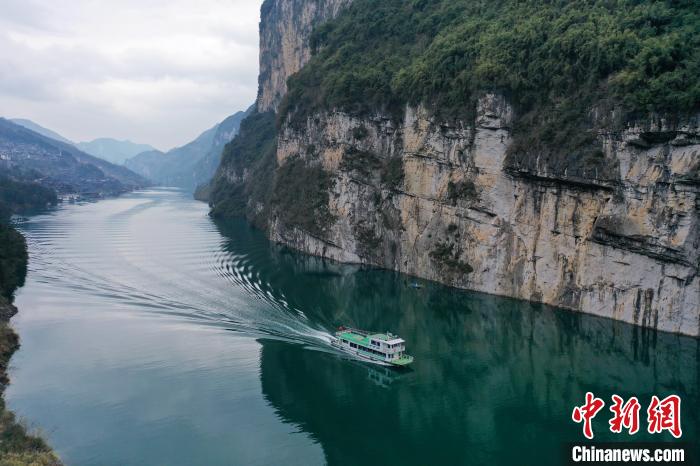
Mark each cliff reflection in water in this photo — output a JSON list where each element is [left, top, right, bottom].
[[213, 219, 699, 466]]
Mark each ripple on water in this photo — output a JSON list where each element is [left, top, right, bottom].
[[18, 190, 334, 348]]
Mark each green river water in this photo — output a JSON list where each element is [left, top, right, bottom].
[[6, 188, 698, 465]]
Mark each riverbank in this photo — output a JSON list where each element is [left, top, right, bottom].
[[0, 224, 60, 465]]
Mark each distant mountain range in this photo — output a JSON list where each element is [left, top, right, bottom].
[[0, 118, 148, 196], [10, 119, 73, 144], [8, 108, 251, 194], [125, 106, 252, 192], [10, 119, 156, 165], [75, 139, 156, 165]]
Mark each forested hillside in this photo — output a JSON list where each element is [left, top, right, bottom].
[[0, 118, 147, 196], [282, 0, 700, 165]]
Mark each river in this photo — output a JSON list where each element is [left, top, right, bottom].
[[6, 188, 698, 465]]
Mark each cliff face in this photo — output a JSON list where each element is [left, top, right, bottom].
[[269, 100, 699, 336], [257, 0, 353, 112], [211, 0, 700, 336]]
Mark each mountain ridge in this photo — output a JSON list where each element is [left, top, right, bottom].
[[10, 118, 73, 145], [75, 138, 156, 165], [0, 118, 148, 196], [10, 118, 157, 165], [126, 107, 252, 192]]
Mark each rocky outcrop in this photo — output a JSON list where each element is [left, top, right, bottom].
[[212, 0, 699, 337], [257, 0, 353, 112], [267, 98, 699, 336]]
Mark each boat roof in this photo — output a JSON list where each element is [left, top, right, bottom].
[[338, 329, 405, 346]]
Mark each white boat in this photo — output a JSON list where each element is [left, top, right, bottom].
[[331, 326, 414, 367]]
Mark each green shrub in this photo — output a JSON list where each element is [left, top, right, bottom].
[[340, 147, 383, 178], [446, 180, 477, 204], [0, 226, 27, 301], [340, 148, 404, 190], [354, 224, 383, 256], [210, 112, 278, 220], [352, 125, 369, 140], [430, 241, 473, 274], [0, 176, 57, 223], [271, 156, 335, 236], [380, 157, 404, 190]]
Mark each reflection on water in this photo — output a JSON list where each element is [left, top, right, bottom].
[[6, 189, 699, 465]]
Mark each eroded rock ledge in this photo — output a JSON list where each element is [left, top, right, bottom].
[[267, 97, 699, 336]]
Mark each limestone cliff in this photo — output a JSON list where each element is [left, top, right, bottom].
[[269, 100, 699, 336], [211, 0, 699, 337], [257, 0, 353, 112]]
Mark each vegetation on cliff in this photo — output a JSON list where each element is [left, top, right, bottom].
[[212, 0, 699, 266], [272, 155, 335, 236], [285, 0, 699, 119], [209, 112, 336, 235], [280, 0, 699, 174], [209, 112, 278, 222]]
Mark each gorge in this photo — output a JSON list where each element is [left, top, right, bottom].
[[1, 2, 699, 463], [206, 0, 700, 337]]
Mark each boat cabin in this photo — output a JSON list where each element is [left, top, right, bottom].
[[335, 327, 408, 364]]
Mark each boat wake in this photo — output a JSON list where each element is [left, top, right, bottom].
[[16, 191, 337, 353]]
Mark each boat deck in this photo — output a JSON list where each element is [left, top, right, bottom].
[[391, 355, 414, 366], [337, 330, 380, 347]]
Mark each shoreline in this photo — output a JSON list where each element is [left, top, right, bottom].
[[0, 263, 61, 465], [214, 214, 700, 341]]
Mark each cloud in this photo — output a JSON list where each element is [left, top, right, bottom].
[[0, 0, 263, 150]]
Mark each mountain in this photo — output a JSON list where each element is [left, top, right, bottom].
[[76, 138, 156, 165], [122, 149, 165, 181], [126, 125, 218, 191], [10, 118, 73, 144], [11, 119, 156, 165], [125, 107, 252, 192], [191, 109, 253, 189], [0, 118, 148, 196], [207, 0, 700, 336]]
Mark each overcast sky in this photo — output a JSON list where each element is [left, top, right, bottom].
[[0, 0, 263, 150]]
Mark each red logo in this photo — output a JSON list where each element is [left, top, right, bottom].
[[572, 393, 682, 439], [609, 395, 641, 435], [572, 392, 606, 439], [647, 395, 682, 438]]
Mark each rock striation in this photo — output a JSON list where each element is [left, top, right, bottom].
[[269, 100, 699, 336]]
